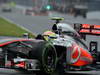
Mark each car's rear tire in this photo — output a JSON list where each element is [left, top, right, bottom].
[[29, 41, 57, 75]]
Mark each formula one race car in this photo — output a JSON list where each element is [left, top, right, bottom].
[[36, 17, 94, 74], [0, 38, 57, 75], [0, 18, 94, 75]]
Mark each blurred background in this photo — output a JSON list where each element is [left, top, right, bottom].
[[1, 0, 100, 11], [0, 0, 100, 19], [0, 0, 100, 12], [0, 0, 100, 35]]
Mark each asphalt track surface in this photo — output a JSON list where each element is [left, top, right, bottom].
[[0, 68, 99, 75], [0, 68, 93, 75], [0, 7, 100, 75], [0, 68, 37, 75]]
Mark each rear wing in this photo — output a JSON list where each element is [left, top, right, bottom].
[[74, 23, 100, 35]]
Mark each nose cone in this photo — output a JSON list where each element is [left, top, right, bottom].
[[72, 47, 93, 66]]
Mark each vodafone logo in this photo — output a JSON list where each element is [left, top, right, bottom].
[[71, 45, 81, 64]]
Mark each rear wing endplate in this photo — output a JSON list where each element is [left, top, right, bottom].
[[74, 23, 100, 35]]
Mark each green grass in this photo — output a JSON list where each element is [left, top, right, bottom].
[[0, 17, 35, 38]]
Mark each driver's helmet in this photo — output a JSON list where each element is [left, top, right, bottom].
[[43, 31, 57, 41]]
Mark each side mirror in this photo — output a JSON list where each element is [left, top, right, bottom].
[[74, 23, 82, 32]]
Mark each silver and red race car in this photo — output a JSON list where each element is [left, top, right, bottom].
[[36, 17, 94, 74], [0, 17, 95, 75]]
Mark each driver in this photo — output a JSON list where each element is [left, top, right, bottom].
[[43, 31, 57, 41]]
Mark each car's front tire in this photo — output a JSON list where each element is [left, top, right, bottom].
[[29, 41, 57, 75]]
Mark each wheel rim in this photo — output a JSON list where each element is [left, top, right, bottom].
[[42, 44, 57, 74]]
